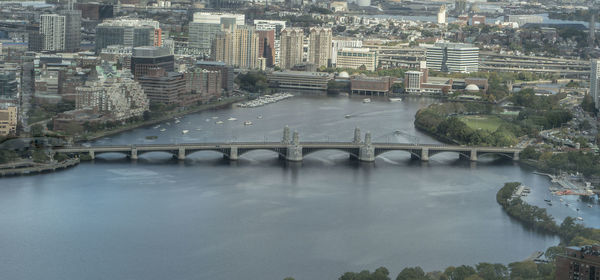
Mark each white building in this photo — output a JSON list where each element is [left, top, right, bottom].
[[193, 12, 245, 25], [40, 14, 66, 51], [504, 15, 543, 27], [332, 39, 362, 64], [336, 48, 377, 71], [426, 42, 479, 73]]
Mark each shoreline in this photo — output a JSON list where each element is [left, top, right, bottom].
[[74, 96, 246, 143], [0, 158, 80, 177]]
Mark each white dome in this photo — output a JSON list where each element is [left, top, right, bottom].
[[465, 84, 480, 92], [339, 71, 350, 78]]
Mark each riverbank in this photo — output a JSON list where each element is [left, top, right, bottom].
[[0, 158, 80, 177], [74, 96, 246, 143]]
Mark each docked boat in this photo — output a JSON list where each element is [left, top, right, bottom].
[[389, 98, 402, 102], [182, 130, 189, 134], [174, 119, 181, 124], [215, 121, 224, 124], [544, 199, 551, 203], [244, 121, 253, 126], [228, 117, 237, 121], [212, 116, 218, 119], [159, 128, 166, 132], [153, 125, 160, 129], [363, 98, 371, 103], [577, 217, 584, 221]]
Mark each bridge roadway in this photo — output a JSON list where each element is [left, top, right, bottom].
[[54, 141, 521, 162]]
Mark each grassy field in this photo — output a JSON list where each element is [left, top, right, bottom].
[[459, 115, 505, 132]]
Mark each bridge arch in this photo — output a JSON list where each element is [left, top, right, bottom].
[[237, 148, 286, 158], [428, 150, 472, 160], [92, 151, 130, 158], [476, 152, 516, 160], [136, 150, 178, 158], [302, 148, 360, 158], [374, 149, 421, 159], [185, 149, 229, 157]]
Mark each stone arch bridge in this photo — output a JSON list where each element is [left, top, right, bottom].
[[54, 127, 521, 162]]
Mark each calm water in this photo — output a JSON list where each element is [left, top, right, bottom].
[[1, 96, 596, 280]]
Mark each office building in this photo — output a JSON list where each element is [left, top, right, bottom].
[[591, 59, 600, 109], [350, 76, 394, 96], [192, 12, 245, 25], [403, 68, 453, 94], [254, 20, 286, 66], [336, 48, 378, 71], [404, 70, 425, 92], [137, 68, 186, 104], [189, 13, 244, 56], [196, 61, 234, 93], [267, 71, 329, 92], [130, 46, 174, 78], [426, 42, 479, 73], [0, 104, 17, 136], [95, 19, 161, 52], [332, 39, 363, 65], [185, 68, 222, 102], [280, 28, 304, 69], [308, 27, 332, 68], [211, 30, 234, 65], [60, 9, 82, 52], [556, 245, 600, 280]]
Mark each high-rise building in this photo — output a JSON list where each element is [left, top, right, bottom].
[[280, 28, 304, 69], [59, 9, 81, 52], [426, 42, 479, 73], [130, 46, 174, 78], [257, 29, 275, 67], [254, 20, 286, 67], [95, 19, 161, 52], [40, 14, 66, 51], [137, 68, 186, 104], [211, 30, 234, 65], [196, 61, 234, 93], [189, 13, 244, 56], [232, 25, 260, 69], [336, 48, 377, 71], [308, 27, 332, 68], [0, 72, 18, 100], [591, 60, 600, 109]]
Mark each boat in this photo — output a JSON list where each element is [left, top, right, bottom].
[[577, 217, 584, 221], [588, 204, 593, 208], [215, 121, 224, 124], [196, 128, 202, 131], [153, 125, 160, 129], [228, 117, 237, 121], [212, 116, 218, 119], [182, 130, 189, 134], [174, 120, 181, 124], [389, 98, 402, 102], [547, 202, 552, 206], [145, 136, 158, 140], [257, 115, 263, 119], [159, 128, 166, 132], [244, 121, 253, 126], [544, 199, 551, 203], [394, 130, 402, 134], [363, 98, 371, 103], [345, 115, 351, 118]]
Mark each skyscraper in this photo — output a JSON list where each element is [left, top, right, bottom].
[[95, 19, 161, 53], [40, 14, 66, 51], [308, 27, 332, 68], [60, 9, 81, 52], [189, 12, 245, 56], [232, 25, 260, 69], [280, 28, 304, 69], [591, 59, 600, 109]]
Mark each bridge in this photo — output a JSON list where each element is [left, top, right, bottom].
[[54, 127, 521, 162]]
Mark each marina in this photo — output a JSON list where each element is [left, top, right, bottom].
[[236, 93, 294, 108]]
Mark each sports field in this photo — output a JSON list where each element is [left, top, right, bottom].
[[459, 115, 505, 131]]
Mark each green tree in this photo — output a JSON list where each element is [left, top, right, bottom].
[[508, 261, 538, 279], [475, 263, 508, 280], [396, 266, 428, 280]]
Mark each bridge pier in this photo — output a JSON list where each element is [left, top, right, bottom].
[[513, 151, 520, 161], [359, 132, 375, 162], [286, 130, 303, 161], [131, 148, 138, 160], [178, 148, 185, 160], [89, 150, 95, 160], [421, 148, 429, 161], [229, 146, 238, 160], [470, 149, 478, 161]]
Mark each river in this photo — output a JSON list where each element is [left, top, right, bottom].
[[0, 96, 596, 280]]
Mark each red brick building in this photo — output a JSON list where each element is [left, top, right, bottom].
[[556, 245, 600, 280]]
